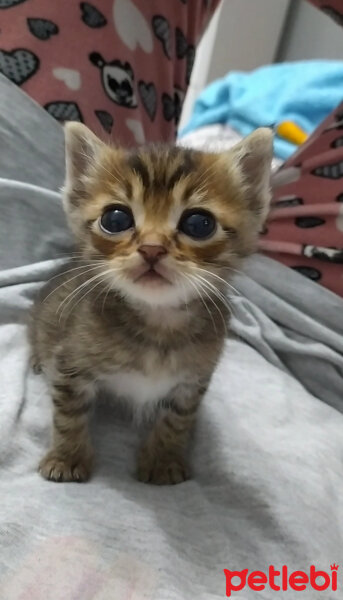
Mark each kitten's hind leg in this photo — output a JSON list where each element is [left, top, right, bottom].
[[137, 385, 204, 485], [39, 375, 94, 483]]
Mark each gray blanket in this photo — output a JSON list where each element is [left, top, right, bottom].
[[0, 75, 342, 599]]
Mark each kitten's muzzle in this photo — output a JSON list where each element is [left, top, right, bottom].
[[138, 245, 167, 267], [132, 245, 171, 284]]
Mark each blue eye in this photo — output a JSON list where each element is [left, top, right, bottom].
[[100, 205, 134, 234], [179, 210, 216, 239]]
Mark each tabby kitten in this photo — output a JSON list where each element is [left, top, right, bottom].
[[31, 122, 272, 485]]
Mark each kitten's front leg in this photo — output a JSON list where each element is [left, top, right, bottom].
[[137, 384, 205, 485], [39, 377, 93, 483]]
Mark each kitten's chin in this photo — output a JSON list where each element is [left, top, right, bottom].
[[114, 276, 192, 309], [135, 269, 170, 286]]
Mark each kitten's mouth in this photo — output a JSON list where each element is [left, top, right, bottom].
[[133, 266, 171, 286]]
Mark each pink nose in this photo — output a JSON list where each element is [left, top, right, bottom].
[[138, 245, 167, 265]]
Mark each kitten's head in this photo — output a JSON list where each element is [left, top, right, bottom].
[[63, 123, 272, 308]]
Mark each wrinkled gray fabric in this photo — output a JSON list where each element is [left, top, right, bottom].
[[0, 75, 342, 599], [231, 255, 343, 412]]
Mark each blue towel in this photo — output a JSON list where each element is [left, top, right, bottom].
[[181, 61, 343, 159]]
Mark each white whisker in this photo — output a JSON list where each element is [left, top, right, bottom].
[[43, 264, 103, 303], [179, 279, 190, 322], [62, 274, 114, 322], [57, 268, 117, 320], [201, 261, 244, 278], [188, 274, 228, 335], [196, 267, 241, 297], [192, 274, 235, 322], [47, 262, 106, 283], [192, 273, 235, 309], [182, 273, 218, 335], [101, 281, 114, 315]]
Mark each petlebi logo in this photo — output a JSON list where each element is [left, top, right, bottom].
[[223, 564, 339, 597]]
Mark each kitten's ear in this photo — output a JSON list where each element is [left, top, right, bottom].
[[228, 128, 273, 221], [64, 121, 105, 190]]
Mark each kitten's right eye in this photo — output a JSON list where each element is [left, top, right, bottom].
[[100, 205, 134, 234]]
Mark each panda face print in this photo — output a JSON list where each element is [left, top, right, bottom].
[[103, 63, 137, 108], [89, 52, 137, 108]]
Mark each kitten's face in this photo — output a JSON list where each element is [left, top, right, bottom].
[[64, 123, 272, 308]]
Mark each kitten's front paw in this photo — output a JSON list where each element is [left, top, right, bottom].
[[39, 451, 93, 483], [137, 451, 190, 485]]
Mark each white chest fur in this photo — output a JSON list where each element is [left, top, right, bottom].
[[100, 370, 182, 408]]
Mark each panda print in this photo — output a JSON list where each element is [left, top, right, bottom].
[[89, 52, 137, 108]]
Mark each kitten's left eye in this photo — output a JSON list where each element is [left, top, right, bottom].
[[179, 210, 216, 239], [100, 205, 134, 234]]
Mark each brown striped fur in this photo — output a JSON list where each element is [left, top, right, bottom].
[[31, 122, 272, 485]]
